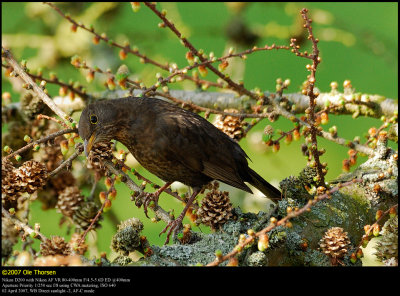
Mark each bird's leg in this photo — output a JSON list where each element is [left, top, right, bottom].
[[143, 182, 172, 218], [160, 188, 200, 245]]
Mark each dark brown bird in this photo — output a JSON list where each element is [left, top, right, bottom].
[[78, 97, 281, 243]]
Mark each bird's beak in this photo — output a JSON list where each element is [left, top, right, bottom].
[[84, 133, 96, 157]]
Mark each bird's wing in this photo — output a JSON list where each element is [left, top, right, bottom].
[[155, 111, 252, 192], [202, 160, 252, 192]]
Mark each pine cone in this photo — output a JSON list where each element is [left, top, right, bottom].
[[42, 145, 63, 172], [36, 171, 76, 211], [1, 158, 21, 202], [56, 186, 84, 217], [20, 93, 46, 120], [298, 165, 319, 187], [49, 171, 76, 193], [197, 189, 233, 230], [2, 158, 14, 173], [87, 142, 113, 180], [374, 215, 398, 263], [14, 160, 48, 194], [214, 109, 247, 141], [40, 236, 72, 256], [71, 201, 101, 231], [319, 227, 351, 265], [111, 218, 144, 256]]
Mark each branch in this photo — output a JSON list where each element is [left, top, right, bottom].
[[144, 2, 264, 101], [104, 89, 398, 119], [2, 63, 91, 101], [2, 206, 48, 242], [43, 2, 221, 90], [27, 68, 90, 101], [49, 142, 83, 177], [103, 160, 173, 225], [104, 89, 376, 155], [292, 8, 324, 185], [355, 204, 398, 253], [3, 127, 77, 161], [271, 97, 374, 156], [2, 47, 75, 126], [292, 92, 398, 119]]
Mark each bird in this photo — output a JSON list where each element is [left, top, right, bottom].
[[78, 96, 281, 243]]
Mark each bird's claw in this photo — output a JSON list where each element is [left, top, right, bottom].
[[159, 218, 183, 245], [142, 192, 159, 219]]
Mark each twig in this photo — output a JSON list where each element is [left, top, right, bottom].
[[88, 179, 98, 201], [105, 88, 398, 120], [129, 167, 187, 204], [37, 114, 70, 129], [29, 70, 89, 101], [103, 88, 376, 155], [144, 2, 266, 101], [3, 128, 77, 161], [70, 55, 142, 91], [271, 95, 374, 155], [295, 8, 324, 186], [2, 47, 75, 126], [78, 175, 116, 244], [2, 63, 90, 101], [273, 126, 298, 143], [244, 118, 263, 135], [104, 160, 173, 225], [110, 156, 188, 204], [43, 2, 220, 90], [43, 2, 168, 70], [356, 204, 398, 253], [142, 43, 290, 97], [49, 143, 83, 177], [319, 129, 373, 155], [2, 206, 48, 242]]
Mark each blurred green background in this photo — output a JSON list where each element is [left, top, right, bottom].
[[2, 2, 397, 261]]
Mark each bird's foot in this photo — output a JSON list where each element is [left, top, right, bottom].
[[159, 217, 183, 245], [159, 188, 200, 245], [141, 182, 172, 218], [142, 192, 160, 218]]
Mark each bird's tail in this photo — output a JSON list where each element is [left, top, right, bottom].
[[247, 168, 281, 200]]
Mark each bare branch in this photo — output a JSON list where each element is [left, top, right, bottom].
[[3, 128, 77, 161], [2, 206, 48, 242], [2, 47, 75, 126], [49, 143, 84, 177]]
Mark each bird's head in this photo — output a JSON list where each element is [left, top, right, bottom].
[[78, 100, 119, 157]]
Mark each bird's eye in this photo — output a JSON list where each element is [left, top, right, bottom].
[[89, 114, 98, 124]]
